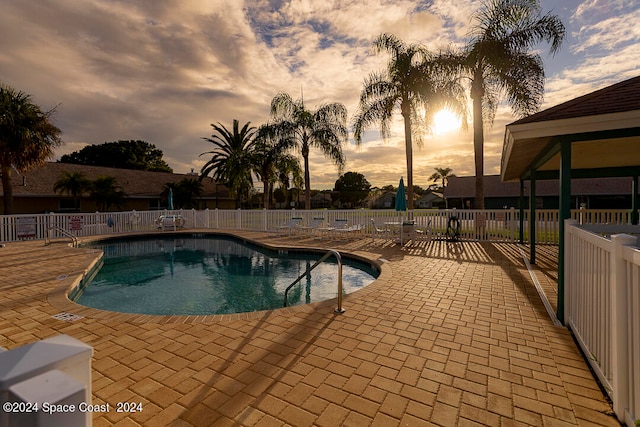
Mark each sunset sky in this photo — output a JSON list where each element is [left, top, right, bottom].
[[1, 0, 638, 190]]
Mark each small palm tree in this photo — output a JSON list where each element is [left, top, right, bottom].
[[252, 124, 300, 209], [276, 154, 303, 209], [429, 167, 456, 191], [353, 33, 467, 213], [200, 120, 257, 209], [461, 0, 565, 209], [269, 92, 347, 210], [0, 83, 62, 214], [164, 178, 204, 209], [90, 176, 126, 211], [429, 167, 456, 208], [53, 171, 91, 211]]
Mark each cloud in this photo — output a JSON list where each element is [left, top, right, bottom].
[[1, 0, 638, 192]]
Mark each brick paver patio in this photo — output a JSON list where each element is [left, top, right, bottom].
[[0, 231, 619, 426]]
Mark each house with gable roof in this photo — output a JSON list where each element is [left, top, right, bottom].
[[0, 162, 234, 214]]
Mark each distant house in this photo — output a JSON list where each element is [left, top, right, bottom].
[[310, 192, 332, 209], [371, 192, 396, 209], [415, 191, 444, 209], [0, 162, 234, 214], [444, 175, 636, 209]]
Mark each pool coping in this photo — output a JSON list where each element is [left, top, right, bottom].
[[47, 229, 392, 324]]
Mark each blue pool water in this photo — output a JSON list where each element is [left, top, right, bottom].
[[75, 234, 378, 315]]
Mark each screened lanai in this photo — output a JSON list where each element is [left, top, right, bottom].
[[500, 75, 640, 323]]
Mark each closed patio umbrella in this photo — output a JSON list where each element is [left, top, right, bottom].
[[395, 177, 407, 212], [168, 188, 174, 210], [395, 178, 408, 245]]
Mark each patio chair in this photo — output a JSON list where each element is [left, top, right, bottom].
[[415, 219, 433, 243], [315, 219, 348, 240], [275, 217, 303, 236], [299, 217, 325, 236], [370, 218, 390, 241], [332, 221, 365, 241]]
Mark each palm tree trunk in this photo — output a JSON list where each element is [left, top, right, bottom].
[[472, 76, 485, 210], [302, 143, 311, 210], [401, 100, 414, 217], [1, 163, 14, 215], [263, 179, 269, 209]]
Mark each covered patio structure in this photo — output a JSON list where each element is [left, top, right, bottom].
[[501, 75, 640, 324]]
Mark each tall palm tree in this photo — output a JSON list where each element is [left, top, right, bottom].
[[429, 167, 456, 208], [353, 33, 467, 214], [53, 171, 91, 212], [200, 120, 257, 208], [0, 83, 62, 214], [269, 92, 347, 210], [461, 0, 565, 209]]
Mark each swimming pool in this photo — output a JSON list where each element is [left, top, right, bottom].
[[74, 234, 379, 315]]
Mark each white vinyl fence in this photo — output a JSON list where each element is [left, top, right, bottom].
[[0, 208, 634, 244], [565, 219, 640, 426]]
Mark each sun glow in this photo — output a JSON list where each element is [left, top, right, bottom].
[[433, 109, 462, 134]]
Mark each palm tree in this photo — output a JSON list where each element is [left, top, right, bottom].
[[353, 33, 467, 214], [461, 0, 565, 209], [53, 171, 91, 211], [90, 176, 126, 211], [252, 125, 300, 209], [429, 167, 456, 191], [0, 83, 62, 214], [276, 155, 303, 209], [200, 120, 257, 208], [162, 179, 203, 209], [429, 167, 456, 208], [176, 178, 204, 209], [269, 92, 347, 210]]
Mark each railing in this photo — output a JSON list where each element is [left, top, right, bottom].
[[45, 226, 79, 247], [283, 249, 345, 314], [564, 219, 640, 426], [0, 208, 635, 245]]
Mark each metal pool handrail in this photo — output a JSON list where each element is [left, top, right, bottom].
[[45, 226, 78, 248], [283, 249, 345, 314]]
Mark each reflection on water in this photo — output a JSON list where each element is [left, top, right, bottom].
[[77, 235, 378, 315]]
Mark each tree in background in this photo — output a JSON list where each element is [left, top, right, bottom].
[[53, 171, 91, 211], [252, 125, 300, 209], [0, 83, 62, 214], [353, 33, 467, 217], [333, 172, 371, 208], [429, 167, 455, 192], [429, 167, 456, 208], [448, 0, 565, 209], [163, 178, 204, 209], [200, 120, 257, 209], [59, 140, 172, 173], [90, 176, 126, 211], [269, 92, 347, 210]]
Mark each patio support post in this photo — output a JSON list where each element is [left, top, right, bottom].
[[632, 175, 639, 225], [557, 140, 572, 324], [519, 179, 525, 244], [529, 172, 536, 265]]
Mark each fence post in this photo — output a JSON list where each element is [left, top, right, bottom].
[[237, 208, 242, 230], [215, 208, 219, 229], [561, 219, 577, 325], [263, 208, 267, 232], [510, 207, 515, 242], [610, 233, 637, 422]]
